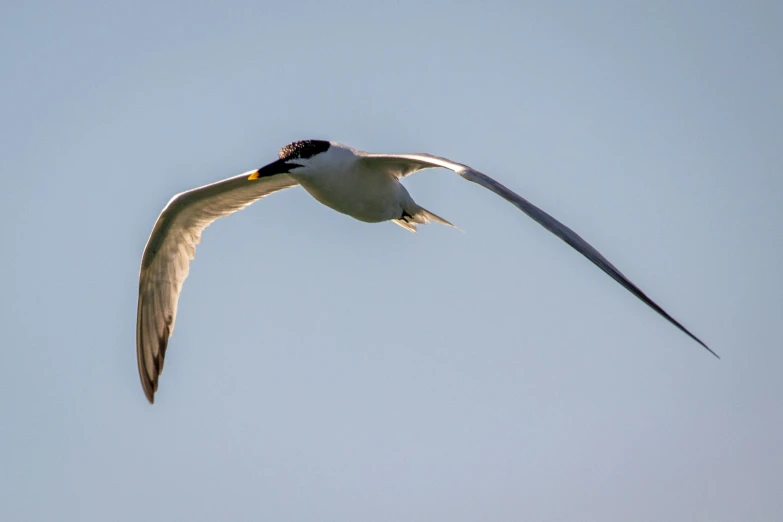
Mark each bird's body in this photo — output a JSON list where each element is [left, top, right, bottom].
[[294, 145, 412, 223], [136, 140, 717, 404]]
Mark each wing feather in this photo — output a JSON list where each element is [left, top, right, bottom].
[[362, 152, 717, 358], [137, 171, 299, 403]]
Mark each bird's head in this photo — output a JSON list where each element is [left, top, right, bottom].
[[248, 140, 338, 180], [249, 140, 363, 180]]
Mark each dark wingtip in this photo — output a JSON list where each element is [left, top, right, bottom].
[[141, 318, 169, 405], [141, 376, 156, 404], [680, 326, 719, 359], [697, 339, 720, 359]]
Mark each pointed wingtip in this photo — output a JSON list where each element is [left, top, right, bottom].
[[143, 386, 155, 404], [692, 335, 720, 359], [704, 343, 721, 360]]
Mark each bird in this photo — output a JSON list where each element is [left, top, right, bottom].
[[137, 139, 717, 403]]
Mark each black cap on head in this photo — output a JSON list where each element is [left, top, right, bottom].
[[279, 140, 331, 161]]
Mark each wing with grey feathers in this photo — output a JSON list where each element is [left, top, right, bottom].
[[361, 152, 717, 358], [137, 171, 299, 403]]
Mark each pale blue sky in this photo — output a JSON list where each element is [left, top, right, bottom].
[[1, 1, 782, 521]]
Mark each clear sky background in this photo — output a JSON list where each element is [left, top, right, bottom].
[[1, 1, 781, 521]]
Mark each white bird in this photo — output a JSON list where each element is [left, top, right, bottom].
[[137, 140, 717, 403]]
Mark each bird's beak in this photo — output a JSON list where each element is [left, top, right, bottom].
[[248, 159, 301, 180]]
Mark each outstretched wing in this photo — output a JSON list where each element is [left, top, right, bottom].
[[361, 151, 717, 358], [137, 169, 299, 403]]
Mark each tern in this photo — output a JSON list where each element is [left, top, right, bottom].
[[137, 140, 717, 403]]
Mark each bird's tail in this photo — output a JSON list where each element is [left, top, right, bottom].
[[392, 206, 459, 233]]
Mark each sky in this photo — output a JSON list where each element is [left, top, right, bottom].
[[1, 1, 782, 520]]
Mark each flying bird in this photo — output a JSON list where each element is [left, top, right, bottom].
[[137, 140, 717, 403]]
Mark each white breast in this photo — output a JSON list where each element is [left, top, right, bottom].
[[294, 154, 409, 223]]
